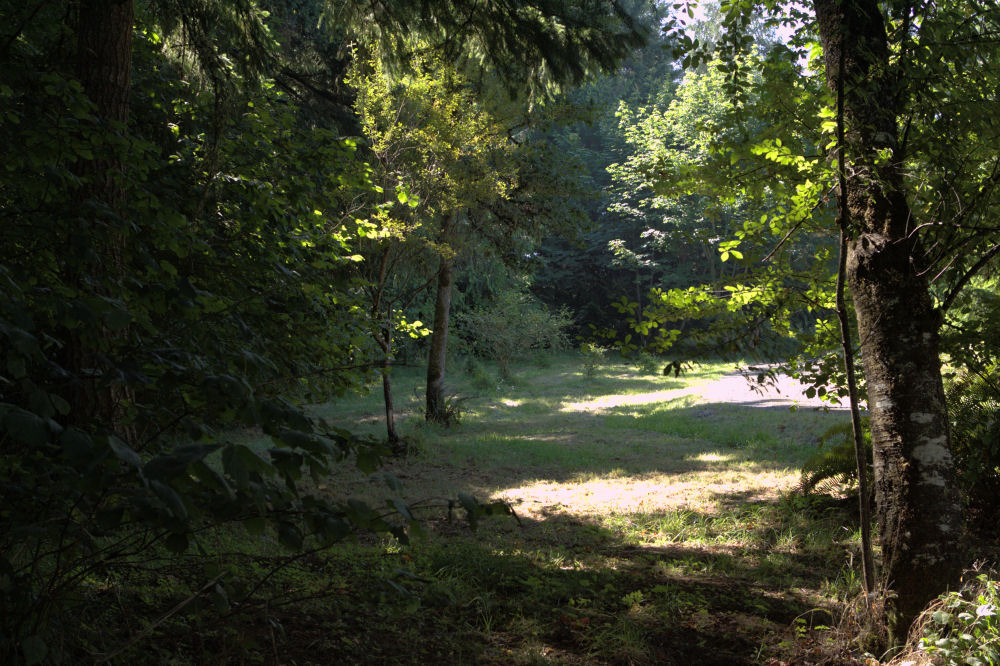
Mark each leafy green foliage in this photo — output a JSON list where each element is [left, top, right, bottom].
[[529, 5, 682, 338], [600, 53, 840, 367], [653, 0, 1000, 389], [580, 342, 610, 378], [916, 572, 1000, 666], [0, 10, 412, 661], [940, 278, 1000, 379], [946, 365, 1000, 526], [634, 352, 662, 375], [350, 52, 514, 222], [457, 289, 571, 378]]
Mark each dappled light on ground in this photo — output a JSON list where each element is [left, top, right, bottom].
[[494, 468, 800, 519], [308, 357, 863, 664], [561, 370, 848, 414], [560, 385, 707, 412], [692, 451, 735, 462]]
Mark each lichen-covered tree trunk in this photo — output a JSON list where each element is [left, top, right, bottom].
[[814, 0, 963, 640], [849, 230, 963, 636], [425, 220, 454, 422]]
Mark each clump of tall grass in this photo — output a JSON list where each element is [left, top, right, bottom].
[[580, 342, 608, 377]]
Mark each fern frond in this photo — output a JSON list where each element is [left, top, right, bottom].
[[798, 418, 871, 497]]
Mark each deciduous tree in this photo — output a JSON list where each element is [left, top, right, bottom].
[[659, 0, 1000, 639]]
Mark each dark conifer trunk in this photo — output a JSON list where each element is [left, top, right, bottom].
[[78, 0, 133, 145], [76, 0, 133, 219], [68, 0, 135, 434], [813, 0, 963, 641]]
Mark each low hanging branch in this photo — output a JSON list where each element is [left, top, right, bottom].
[[834, 42, 875, 598]]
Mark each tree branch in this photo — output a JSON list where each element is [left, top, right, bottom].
[[939, 242, 1000, 313]]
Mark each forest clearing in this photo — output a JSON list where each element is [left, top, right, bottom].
[[102, 356, 867, 664], [4, 0, 1000, 663]]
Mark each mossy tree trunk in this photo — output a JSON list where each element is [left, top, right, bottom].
[[814, 0, 963, 641]]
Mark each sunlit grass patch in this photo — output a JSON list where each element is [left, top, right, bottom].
[[691, 451, 735, 463], [280, 353, 868, 663]]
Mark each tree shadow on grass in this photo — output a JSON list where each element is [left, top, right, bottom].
[[220, 489, 857, 666], [209, 397, 861, 663], [356, 401, 849, 498], [103, 484, 857, 665]]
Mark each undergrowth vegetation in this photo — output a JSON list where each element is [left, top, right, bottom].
[[946, 365, 1000, 530], [912, 570, 1000, 666]]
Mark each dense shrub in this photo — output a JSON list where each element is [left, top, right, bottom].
[[580, 342, 609, 377], [457, 290, 572, 378], [913, 570, 1000, 666]]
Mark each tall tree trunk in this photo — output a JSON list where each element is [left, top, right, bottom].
[[382, 369, 398, 441], [76, 0, 133, 238], [380, 327, 400, 447], [814, 0, 963, 641], [370, 246, 401, 449], [425, 213, 456, 422], [78, 0, 133, 151], [834, 35, 875, 600], [68, 0, 135, 435]]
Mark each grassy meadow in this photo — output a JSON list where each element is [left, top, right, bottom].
[[97, 353, 871, 664], [306, 353, 866, 664]]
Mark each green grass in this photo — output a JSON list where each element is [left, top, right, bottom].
[[93, 353, 870, 665]]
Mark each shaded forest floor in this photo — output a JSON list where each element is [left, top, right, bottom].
[[98, 354, 874, 665]]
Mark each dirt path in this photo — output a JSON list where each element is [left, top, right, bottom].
[[693, 370, 851, 410], [562, 369, 850, 414]]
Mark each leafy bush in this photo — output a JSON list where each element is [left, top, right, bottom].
[[635, 352, 662, 375], [915, 571, 1000, 666], [465, 356, 500, 393], [0, 26, 392, 664], [458, 290, 572, 378], [580, 342, 609, 377]]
